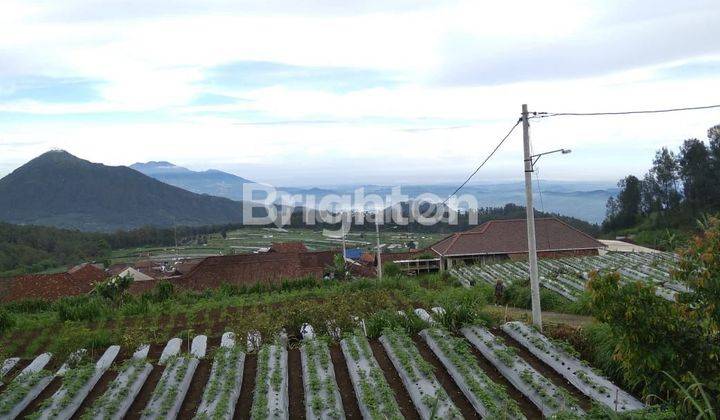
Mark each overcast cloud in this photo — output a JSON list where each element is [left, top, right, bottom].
[[0, 0, 718, 186]]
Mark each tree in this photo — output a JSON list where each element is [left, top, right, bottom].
[[589, 216, 720, 414], [707, 125, 720, 207], [650, 147, 681, 212], [678, 139, 712, 210], [604, 175, 642, 230]]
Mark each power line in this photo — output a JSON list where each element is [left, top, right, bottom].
[[531, 103, 720, 118], [442, 118, 522, 204]]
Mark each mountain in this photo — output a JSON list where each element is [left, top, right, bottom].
[[0, 150, 246, 231], [130, 161, 254, 201]]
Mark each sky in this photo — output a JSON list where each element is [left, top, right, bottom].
[[0, 0, 719, 187]]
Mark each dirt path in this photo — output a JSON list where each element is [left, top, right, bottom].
[[484, 305, 594, 327], [329, 344, 362, 419]]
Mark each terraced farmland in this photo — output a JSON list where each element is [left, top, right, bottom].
[[0, 308, 649, 419], [451, 251, 684, 302]]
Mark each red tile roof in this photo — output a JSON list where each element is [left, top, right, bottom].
[[0, 264, 108, 303], [179, 250, 337, 291], [430, 218, 605, 257], [270, 242, 309, 253]]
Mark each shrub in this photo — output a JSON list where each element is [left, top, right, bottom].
[[120, 295, 151, 316], [382, 262, 401, 277], [55, 295, 107, 322], [151, 280, 175, 302], [94, 275, 133, 306], [2, 299, 52, 314], [0, 308, 14, 334]]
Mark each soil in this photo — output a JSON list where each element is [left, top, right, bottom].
[[463, 333, 543, 419], [18, 376, 61, 417], [234, 352, 257, 419], [0, 357, 31, 390], [70, 364, 121, 419], [495, 328, 594, 412], [287, 348, 306, 419], [329, 344, 362, 419], [178, 358, 212, 418], [411, 336, 479, 419], [369, 340, 421, 420], [125, 343, 165, 418]]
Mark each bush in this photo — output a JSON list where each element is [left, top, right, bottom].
[[382, 262, 401, 277], [0, 309, 14, 334], [150, 280, 175, 302], [93, 275, 133, 306], [365, 309, 428, 339], [120, 295, 151, 316], [2, 299, 52, 314], [55, 295, 107, 322]]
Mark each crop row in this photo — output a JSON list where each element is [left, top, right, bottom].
[[452, 251, 682, 301], [1, 314, 650, 419]]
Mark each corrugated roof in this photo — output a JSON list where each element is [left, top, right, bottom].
[[179, 250, 337, 290], [269, 242, 309, 253], [430, 218, 605, 257], [0, 264, 107, 302]]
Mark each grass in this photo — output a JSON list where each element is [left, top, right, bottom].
[[0, 273, 473, 357]]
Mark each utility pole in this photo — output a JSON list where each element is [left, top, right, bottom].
[[341, 211, 347, 261], [375, 211, 383, 280], [522, 104, 543, 331]]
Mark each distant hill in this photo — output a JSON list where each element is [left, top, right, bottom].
[[131, 161, 254, 201], [0, 151, 245, 231]]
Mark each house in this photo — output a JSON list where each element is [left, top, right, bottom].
[[269, 242, 308, 253], [117, 267, 154, 282], [0, 264, 107, 303], [178, 249, 337, 291], [429, 218, 606, 270]]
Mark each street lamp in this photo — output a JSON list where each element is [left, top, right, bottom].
[[522, 104, 572, 331]]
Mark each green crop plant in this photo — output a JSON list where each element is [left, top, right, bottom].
[[426, 328, 523, 418]]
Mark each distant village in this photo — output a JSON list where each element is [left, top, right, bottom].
[[0, 217, 652, 304]]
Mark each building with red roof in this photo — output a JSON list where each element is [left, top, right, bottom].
[[0, 264, 107, 303], [178, 249, 336, 291], [429, 217, 605, 269]]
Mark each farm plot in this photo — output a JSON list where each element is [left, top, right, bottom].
[[419, 328, 525, 418], [461, 325, 584, 417], [379, 328, 461, 419], [502, 321, 644, 412], [251, 344, 289, 420], [142, 335, 207, 420], [340, 333, 403, 420], [452, 251, 682, 302], [0, 352, 53, 419], [80, 345, 153, 420], [195, 332, 245, 420], [31, 345, 120, 420], [300, 337, 344, 419]]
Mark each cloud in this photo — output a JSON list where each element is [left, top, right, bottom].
[[205, 61, 399, 92], [0, 76, 102, 103], [0, 0, 719, 186]]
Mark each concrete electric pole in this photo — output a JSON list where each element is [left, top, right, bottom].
[[375, 211, 383, 280], [341, 211, 347, 262], [522, 104, 543, 331]]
